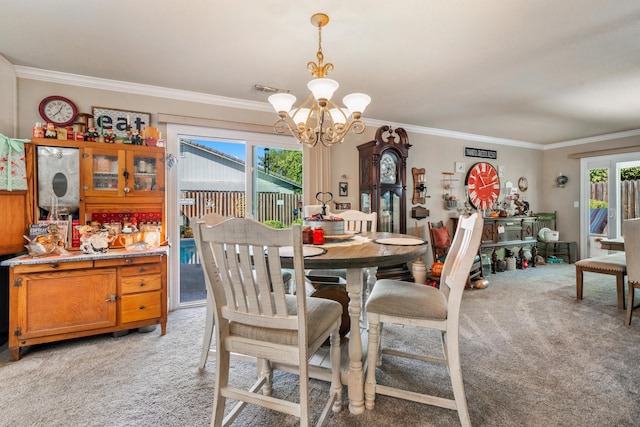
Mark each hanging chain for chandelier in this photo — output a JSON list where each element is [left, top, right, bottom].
[[268, 13, 371, 147]]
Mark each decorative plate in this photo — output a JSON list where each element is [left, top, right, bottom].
[[518, 176, 528, 192], [373, 237, 427, 246]]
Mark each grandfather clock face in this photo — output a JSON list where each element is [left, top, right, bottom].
[[380, 152, 397, 184]]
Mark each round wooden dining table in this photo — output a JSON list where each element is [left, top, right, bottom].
[[280, 231, 428, 415]]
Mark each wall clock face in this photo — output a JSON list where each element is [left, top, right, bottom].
[[465, 162, 500, 211], [518, 176, 528, 192], [38, 95, 78, 127], [380, 152, 397, 184]]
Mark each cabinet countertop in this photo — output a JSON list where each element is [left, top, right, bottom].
[[1, 246, 168, 267]]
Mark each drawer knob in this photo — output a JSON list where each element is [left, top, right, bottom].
[[49, 263, 59, 269], [125, 259, 132, 264], [138, 282, 145, 287], [139, 305, 145, 310]]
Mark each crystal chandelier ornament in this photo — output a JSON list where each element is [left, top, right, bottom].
[[268, 13, 371, 147]]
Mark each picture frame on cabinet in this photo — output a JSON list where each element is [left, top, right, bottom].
[[92, 106, 151, 138], [334, 202, 351, 210], [339, 181, 348, 196]]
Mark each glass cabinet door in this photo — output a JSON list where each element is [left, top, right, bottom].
[[133, 155, 157, 192], [83, 147, 125, 197]]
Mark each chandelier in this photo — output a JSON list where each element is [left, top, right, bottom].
[[268, 13, 371, 147]]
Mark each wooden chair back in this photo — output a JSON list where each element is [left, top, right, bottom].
[[339, 210, 378, 233], [535, 211, 557, 234], [440, 213, 484, 302], [197, 217, 308, 337], [624, 219, 640, 283]]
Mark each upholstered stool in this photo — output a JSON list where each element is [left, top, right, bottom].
[[575, 253, 627, 309]]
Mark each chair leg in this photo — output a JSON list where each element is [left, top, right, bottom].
[[626, 284, 636, 326], [257, 358, 273, 396], [199, 295, 215, 371], [446, 329, 471, 427], [299, 358, 309, 427], [575, 266, 584, 301], [615, 272, 625, 310], [331, 328, 343, 413], [364, 317, 380, 410], [211, 348, 231, 427]]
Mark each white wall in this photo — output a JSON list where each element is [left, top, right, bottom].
[[0, 55, 16, 137]]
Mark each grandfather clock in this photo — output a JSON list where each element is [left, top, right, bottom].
[[357, 125, 411, 234]]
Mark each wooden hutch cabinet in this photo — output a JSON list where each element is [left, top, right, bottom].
[[0, 137, 168, 361], [357, 125, 411, 234]]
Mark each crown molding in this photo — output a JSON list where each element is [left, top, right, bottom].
[[363, 118, 542, 150], [543, 128, 640, 150], [14, 66, 271, 112], [16, 66, 639, 150]]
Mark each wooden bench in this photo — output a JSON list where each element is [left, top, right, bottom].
[[575, 253, 627, 309]]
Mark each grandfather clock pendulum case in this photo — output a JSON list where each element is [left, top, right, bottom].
[[357, 125, 411, 234]]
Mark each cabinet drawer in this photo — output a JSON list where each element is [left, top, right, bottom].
[[121, 291, 161, 323], [497, 229, 522, 242], [14, 260, 94, 274], [121, 274, 162, 294], [120, 263, 162, 277], [95, 254, 163, 268]]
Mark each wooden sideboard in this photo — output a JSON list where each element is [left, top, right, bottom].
[[453, 216, 538, 253], [2, 247, 167, 361]]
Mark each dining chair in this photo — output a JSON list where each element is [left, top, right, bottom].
[[191, 213, 230, 371], [339, 209, 377, 233], [194, 217, 343, 426], [364, 213, 483, 427], [624, 218, 640, 326], [428, 220, 482, 286]]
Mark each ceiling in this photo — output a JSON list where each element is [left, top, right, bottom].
[[2, 0, 640, 146]]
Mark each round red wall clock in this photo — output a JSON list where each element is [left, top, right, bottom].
[[465, 161, 500, 211]]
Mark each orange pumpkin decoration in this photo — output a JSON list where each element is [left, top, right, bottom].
[[431, 260, 444, 277]]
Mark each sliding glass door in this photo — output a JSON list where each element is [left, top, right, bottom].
[[582, 153, 640, 258], [166, 125, 300, 310]]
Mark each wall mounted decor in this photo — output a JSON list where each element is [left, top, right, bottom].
[[92, 106, 151, 138]]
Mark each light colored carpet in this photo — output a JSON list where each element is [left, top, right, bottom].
[[1, 263, 639, 426]]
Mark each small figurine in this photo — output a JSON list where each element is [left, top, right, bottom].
[[103, 128, 115, 143], [44, 123, 57, 138], [130, 128, 142, 145], [85, 126, 99, 142]]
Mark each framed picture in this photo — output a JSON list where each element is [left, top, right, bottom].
[[334, 202, 351, 210], [92, 106, 151, 138], [339, 181, 348, 196]]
